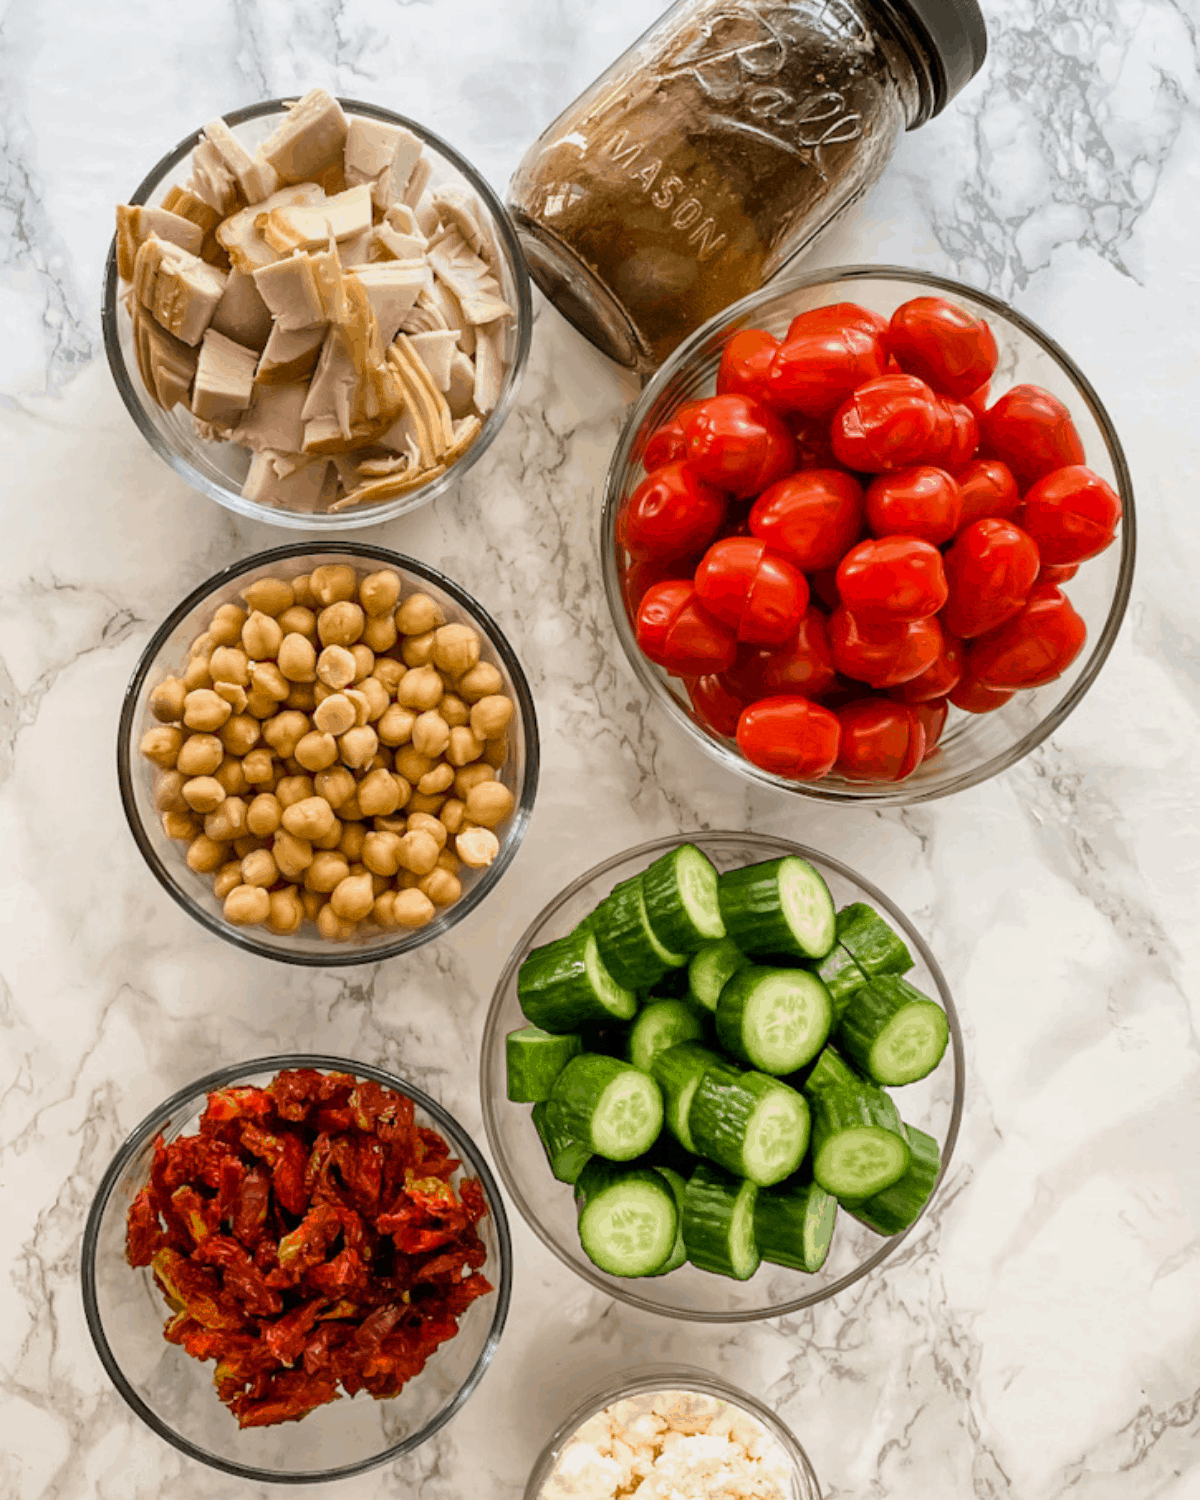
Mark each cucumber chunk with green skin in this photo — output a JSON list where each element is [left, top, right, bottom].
[[550, 1054, 664, 1161], [532, 1100, 592, 1184], [718, 857, 836, 961], [575, 1160, 679, 1277], [651, 1043, 724, 1153], [845, 1124, 941, 1236], [506, 1027, 583, 1102], [754, 1177, 838, 1273], [518, 930, 637, 1032], [647, 1165, 689, 1276], [689, 1068, 810, 1187], [835, 903, 913, 977], [682, 1162, 761, 1280], [815, 942, 872, 1019], [642, 844, 725, 954], [804, 1046, 910, 1198], [715, 966, 833, 1075], [627, 998, 707, 1074], [688, 939, 750, 1013], [837, 976, 949, 1085], [594, 877, 687, 991]]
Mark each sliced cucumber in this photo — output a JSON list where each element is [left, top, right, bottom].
[[594, 876, 687, 991], [837, 976, 949, 1086], [651, 1042, 723, 1153], [506, 1026, 583, 1102], [717, 857, 836, 961], [682, 1162, 760, 1280], [627, 998, 707, 1074], [814, 942, 872, 1019], [518, 929, 637, 1032], [647, 1165, 689, 1276], [688, 939, 750, 1013], [715, 966, 832, 1075], [835, 903, 913, 977], [575, 1159, 679, 1277], [532, 1100, 592, 1184], [804, 1046, 910, 1199], [845, 1124, 941, 1236], [550, 1054, 664, 1161], [754, 1177, 838, 1273], [689, 1068, 810, 1187], [642, 844, 725, 954]]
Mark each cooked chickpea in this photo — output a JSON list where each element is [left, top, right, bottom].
[[395, 747, 436, 784], [362, 830, 403, 876], [275, 774, 316, 809], [273, 829, 314, 879], [225, 884, 271, 926], [155, 770, 188, 813], [242, 577, 294, 616], [183, 688, 232, 732], [395, 592, 445, 636], [311, 817, 344, 851], [315, 766, 356, 809], [295, 730, 339, 772], [338, 793, 363, 823], [317, 644, 356, 690], [373, 657, 405, 694], [455, 763, 495, 799], [261, 710, 308, 757], [437, 847, 462, 875], [345, 687, 371, 726], [397, 828, 440, 876], [209, 603, 248, 647], [440, 693, 470, 729], [373, 890, 399, 928], [278, 632, 317, 683], [162, 810, 200, 841], [205, 796, 248, 842], [318, 601, 365, 648], [420, 868, 462, 907], [457, 662, 504, 703], [281, 796, 337, 843], [242, 610, 283, 660], [418, 763, 455, 797], [362, 613, 397, 653], [359, 569, 402, 616], [304, 850, 350, 893], [339, 821, 366, 861], [470, 694, 514, 741], [406, 792, 446, 816], [339, 725, 378, 770], [331, 872, 375, 922], [457, 825, 501, 868], [220, 714, 260, 757], [358, 767, 401, 817], [277, 604, 317, 639], [248, 659, 290, 703], [140, 725, 182, 769], [357, 676, 389, 722], [183, 775, 225, 814], [213, 681, 248, 714], [432, 623, 481, 678], [150, 676, 187, 723], [215, 757, 250, 797], [267, 886, 305, 935], [351, 644, 375, 682], [484, 735, 509, 770], [300, 889, 323, 922], [400, 630, 437, 668], [247, 792, 283, 837], [183, 656, 212, 693], [291, 574, 315, 608], [187, 834, 228, 874], [246, 687, 282, 719], [241, 748, 275, 786], [406, 811, 447, 850], [378, 703, 416, 747], [313, 693, 356, 736], [311, 564, 358, 606], [233, 833, 264, 859], [241, 848, 279, 887], [411, 710, 450, 759], [440, 798, 466, 836], [209, 645, 250, 688], [446, 725, 484, 767], [397, 665, 443, 711], [466, 780, 516, 829], [189, 631, 218, 661], [213, 861, 244, 901], [393, 889, 436, 928], [317, 903, 357, 941]]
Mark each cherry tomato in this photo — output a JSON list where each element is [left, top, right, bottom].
[[866, 466, 962, 546], [783, 411, 837, 468], [966, 583, 1087, 689], [687, 673, 747, 737], [925, 399, 978, 470], [680, 394, 796, 498], [749, 469, 865, 572], [949, 673, 1014, 713], [941, 518, 1040, 639], [736, 695, 841, 780], [642, 420, 686, 472], [980, 384, 1086, 487], [1038, 561, 1078, 584], [965, 381, 991, 420], [694, 538, 810, 646], [787, 302, 890, 343], [837, 536, 948, 622], [914, 698, 949, 757], [834, 699, 926, 781], [727, 607, 838, 699], [1019, 464, 1122, 565], [829, 608, 943, 687], [635, 581, 737, 675], [955, 458, 1020, 529], [891, 631, 964, 702], [766, 324, 888, 417], [621, 462, 727, 562], [717, 329, 780, 403], [887, 296, 999, 398], [621, 556, 683, 614], [831, 374, 941, 472]]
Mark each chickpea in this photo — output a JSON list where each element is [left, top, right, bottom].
[[273, 829, 314, 879], [469, 694, 514, 741], [225, 884, 271, 926], [186, 834, 228, 874], [345, 687, 371, 727], [241, 577, 294, 616], [358, 766, 401, 817], [395, 747, 436, 784], [291, 574, 315, 608], [247, 792, 283, 838], [281, 796, 337, 843], [140, 725, 182, 769], [347, 643, 372, 681], [396, 869, 421, 890], [357, 676, 389, 722], [304, 850, 350, 893], [373, 658, 405, 695], [209, 645, 250, 687], [155, 770, 189, 814], [278, 632, 317, 683], [150, 676, 187, 723], [213, 681, 248, 713], [241, 848, 279, 887], [213, 861, 244, 901], [378, 703, 416, 747], [437, 847, 462, 875], [233, 833, 264, 859], [457, 825, 500, 868], [362, 613, 397, 653], [300, 889, 323, 922], [246, 687, 282, 719], [440, 693, 470, 729], [162, 809, 199, 841], [311, 564, 358, 606], [432, 623, 480, 678], [313, 693, 356, 736], [242, 610, 283, 660], [331, 872, 375, 922], [373, 890, 399, 928], [294, 729, 339, 773], [241, 748, 275, 786], [420, 868, 462, 907], [276, 773, 316, 809], [446, 725, 484, 767], [339, 725, 378, 770], [338, 793, 363, 823], [277, 604, 317, 639], [315, 766, 356, 809], [311, 817, 344, 851], [406, 792, 445, 816], [406, 811, 447, 850], [418, 763, 455, 797], [457, 662, 504, 704], [267, 885, 305, 935], [317, 903, 357, 942], [366, 749, 393, 774], [183, 655, 213, 692], [397, 665, 443, 711], [409, 710, 449, 760], [317, 644, 356, 690], [484, 735, 509, 770], [316, 601, 364, 649], [209, 603, 248, 647], [393, 889, 436, 928], [440, 797, 466, 836], [215, 757, 250, 797], [183, 775, 225, 813], [391, 774, 413, 811], [466, 780, 516, 829], [339, 821, 366, 861], [189, 631, 217, 661], [183, 688, 232, 733], [362, 830, 403, 876], [397, 828, 440, 876], [220, 714, 261, 757], [400, 630, 437, 668], [286, 682, 317, 713], [455, 763, 495, 799], [359, 569, 402, 616], [249, 660, 289, 703], [205, 796, 248, 842]]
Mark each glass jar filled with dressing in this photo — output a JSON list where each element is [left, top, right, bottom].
[[508, 0, 987, 373]]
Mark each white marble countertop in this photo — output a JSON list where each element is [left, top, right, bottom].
[[3, 1, 1199, 1496]]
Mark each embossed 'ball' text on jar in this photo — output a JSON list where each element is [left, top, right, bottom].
[[508, 0, 987, 373]]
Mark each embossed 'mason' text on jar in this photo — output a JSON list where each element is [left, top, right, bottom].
[[508, 0, 987, 373]]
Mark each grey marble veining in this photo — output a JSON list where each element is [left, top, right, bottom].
[[1, 1, 1199, 1497]]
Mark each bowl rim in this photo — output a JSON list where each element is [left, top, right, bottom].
[[117, 540, 540, 966], [479, 830, 965, 1323], [80, 1051, 514, 1485], [600, 262, 1137, 805], [101, 95, 533, 532]]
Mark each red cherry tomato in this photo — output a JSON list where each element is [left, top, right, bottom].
[[783, 411, 837, 468], [966, 583, 1087, 689], [694, 538, 810, 646], [831, 374, 941, 472], [837, 536, 948, 622], [925, 399, 978, 470], [829, 608, 943, 687], [736, 695, 841, 780], [887, 296, 999, 399], [642, 420, 686, 472], [787, 302, 890, 343], [727, 607, 838, 700], [949, 673, 1014, 713], [980, 384, 1086, 487], [956, 458, 1020, 529], [687, 673, 747, 737], [621, 462, 727, 562], [1019, 464, 1122, 565], [680, 394, 796, 498], [749, 469, 865, 572], [635, 581, 737, 675], [834, 699, 926, 781], [891, 631, 964, 702], [1039, 561, 1078, 584], [941, 518, 1041, 639], [866, 466, 962, 546], [621, 556, 683, 614], [914, 698, 949, 757], [965, 381, 991, 420], [766, 324, 887, 417], [717, 329, 780, 403]]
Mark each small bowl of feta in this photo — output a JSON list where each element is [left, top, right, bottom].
[[525, 1370, 822, 1500]]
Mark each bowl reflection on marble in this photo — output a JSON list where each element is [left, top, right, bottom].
[[80, 1054, 512, 1484], [480, 832, 964, 1323], [600, 265, 1136, 805], [102, 97, 532, 532], [117, 541, 538, 967]]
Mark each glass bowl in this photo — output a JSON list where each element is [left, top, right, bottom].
[[117, 541, 539, 965], [480, 831, 963, 1323], [80, 1054, 512, 1484], [102, 97, 532, 531], [600, 265, 1136, 804], [524, 1368, 822, 1499]]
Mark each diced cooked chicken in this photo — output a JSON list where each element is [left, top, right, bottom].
[[473, 320, 506, 414], [203, 118, 278, 204], [406, 161, 434, 214], [131, 305, 198, 410], [344, 117, 424, 208], [242, 450, 330, 509], [192, 329, 259, 424], [260, 88, 349, 186], [395, 297, 448, 336], [427, 229, 513, 325], [252, 252, 327, 331], [390, 334, 453, 453], [161, 185, 221, 236], [445, 350, 477, 420], [445, 414, 483, 463], [189, 139, 241, 216], [432, 187, 502, 271], [133, 236, 228, 346], [338, 230, 373, 266], [408, 330, 460, 392], [351, 261, 429, 344], [227, 381, 309, 453], [263, 185, 374, 255], [302, 327, 359, 438], [373, 222, 427, 261], [116, 205, 205, 283], [300, 276, 404, 455], [255, 322, 326, 385], [216, 184, 323, 272], [210, 270, 274, 352]]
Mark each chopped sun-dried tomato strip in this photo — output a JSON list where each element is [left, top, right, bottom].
[[126, 1187, 164, 1267]]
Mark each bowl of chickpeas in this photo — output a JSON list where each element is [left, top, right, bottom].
[[119, 542, 538, 963]]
